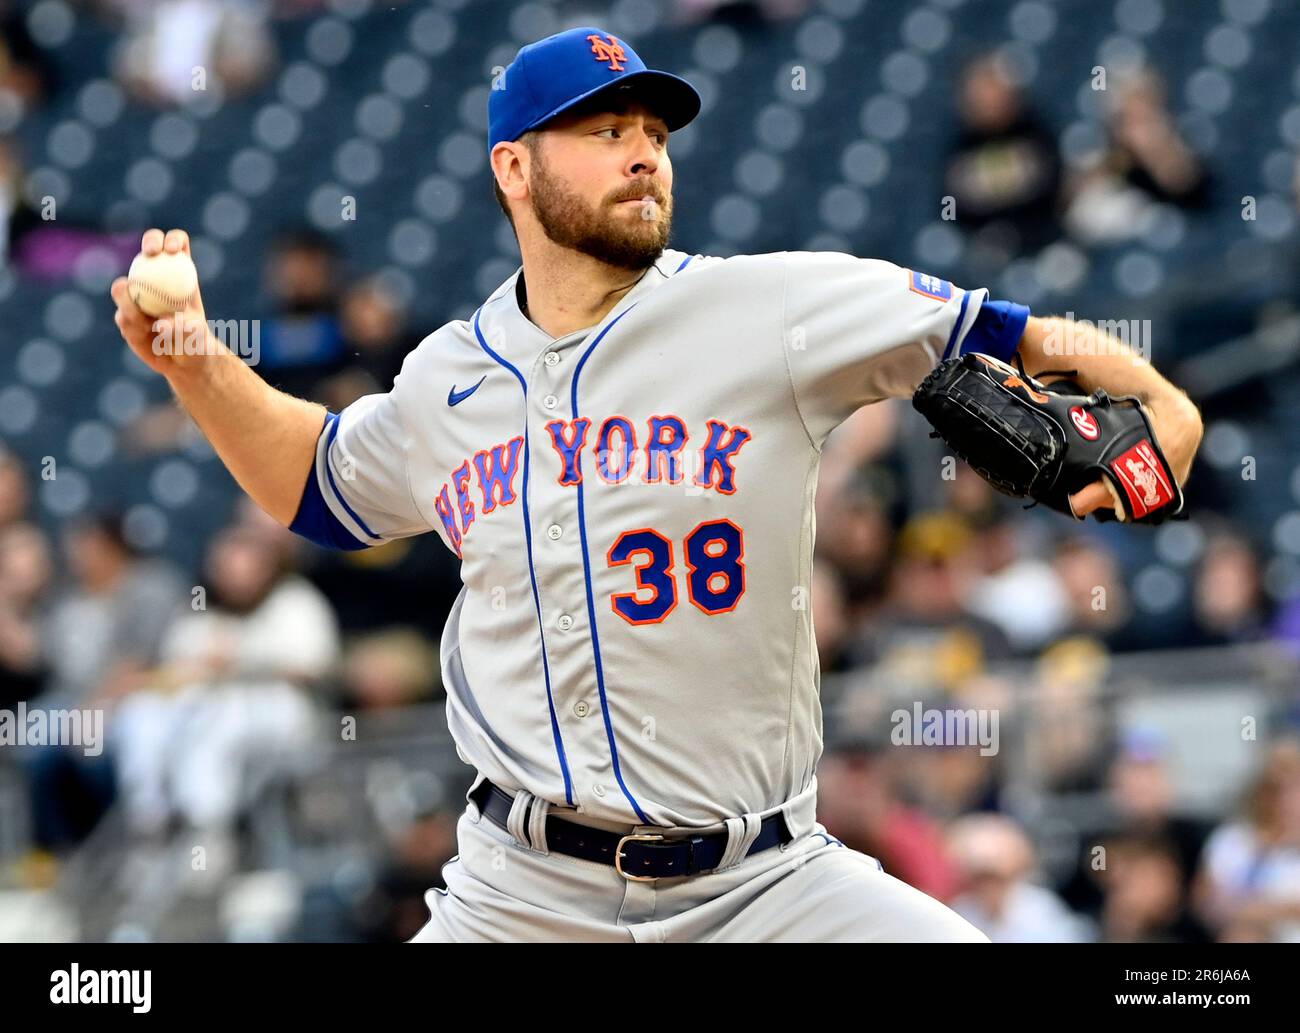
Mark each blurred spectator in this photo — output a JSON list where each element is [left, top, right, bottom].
[[949, 814, 1093, 941], [1059, 726, 1210, 916], [113, 525, 340, 841], [944, 52, 1064, 259], [315, 278, 420, 410], [229, 493, 299, 569], [1195, 739, 1300, 942], [1190, 533, 1268, 645], [344, 769, 456, 942], [42, 514, 184, 709], [341, 628, 440, 712], [109, 0, 277, 107], [1095, 831, 1210, 942], [1065, 67, 1210, 245], [1024, 639, 1112, 793], [339, 277, 415, 388], [22, 515, 182, 852], [0, 522, 53, 709], [938, 463, 1000, 526], [1050, 535, 1148, 652], [1107, 69, 1211, 205], [353, 805, 459, 942], [845, 512, 1011, 680], [256, 227, 348, 398], [819, 404, 902, 491], [813, 466, 895, 613], [967, 517, 1072, 654], [1107, 727, 1209, 876], [1, 0, 57, 106], [817, 735, 960, 901], [897, 692, 1009, 819]]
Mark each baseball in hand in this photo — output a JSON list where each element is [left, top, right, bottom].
[[127, 250, 199, 318]]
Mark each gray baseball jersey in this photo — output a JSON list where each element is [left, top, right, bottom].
[[291, 248, 1028, 829]]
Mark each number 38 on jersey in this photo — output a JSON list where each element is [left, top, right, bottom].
[[608, 519, 745, 625]]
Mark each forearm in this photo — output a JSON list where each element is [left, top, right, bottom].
[[1018, 315, 1172, 400], [166, 342, 326, 525], [1016, 314, 1203, 480]]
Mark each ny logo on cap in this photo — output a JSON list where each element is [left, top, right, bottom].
[[587, 33, 626, 71]]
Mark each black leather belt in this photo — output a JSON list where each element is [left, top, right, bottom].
[[469, 778, 793, 881]]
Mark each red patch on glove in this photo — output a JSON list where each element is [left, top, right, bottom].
[[1109, 441, 1175, 519]]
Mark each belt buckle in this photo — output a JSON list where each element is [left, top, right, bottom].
[[614, 833, 665, 881]]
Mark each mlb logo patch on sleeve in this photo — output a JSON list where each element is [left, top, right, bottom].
[[908, 270, 953, 301]]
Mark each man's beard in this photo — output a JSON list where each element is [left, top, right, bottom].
[[528, 154, 673, 271]]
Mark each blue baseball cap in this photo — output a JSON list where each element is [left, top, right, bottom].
[[488, 26, 701, 155]]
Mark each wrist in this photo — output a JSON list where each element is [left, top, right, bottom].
[[1151, 386, 1201, 429], [164, 335, 236, 391], [1147, 391, 1203, 482]]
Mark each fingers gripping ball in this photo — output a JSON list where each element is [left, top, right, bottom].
[[912, 352, 1186, 524], [127, 250, 198, 318]]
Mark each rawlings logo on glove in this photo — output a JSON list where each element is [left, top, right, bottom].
[[912, 352, 1185, 524]]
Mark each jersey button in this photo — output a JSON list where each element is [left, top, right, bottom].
[[546, 523, 562, 541], [573, 700, 590, 718], [591, 784, 606, 798], [557, 613, 574, 631], [544, 351, 560, 367], [542, 394, 558, 409]]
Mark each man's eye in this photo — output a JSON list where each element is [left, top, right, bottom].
[[594, 127, 666, 143]]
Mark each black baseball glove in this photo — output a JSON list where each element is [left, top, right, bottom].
[[912, 352, 1185, 524]]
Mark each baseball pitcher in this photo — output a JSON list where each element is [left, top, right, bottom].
[[110, 27, 1203, 942]]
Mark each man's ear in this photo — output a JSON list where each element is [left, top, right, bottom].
[[491, 140, 530, 202]]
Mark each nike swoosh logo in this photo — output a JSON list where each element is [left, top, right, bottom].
[[448, 375, 487, 406]]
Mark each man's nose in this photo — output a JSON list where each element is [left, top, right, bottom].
[[626, 131, 660, 177]]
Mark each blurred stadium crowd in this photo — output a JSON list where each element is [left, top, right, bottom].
[[2, 0, 1300, 942]]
